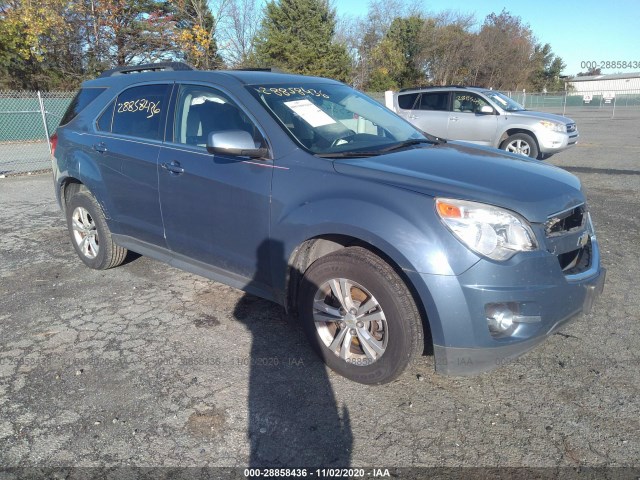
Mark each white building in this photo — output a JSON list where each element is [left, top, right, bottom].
[[566, 72, 640, 104]]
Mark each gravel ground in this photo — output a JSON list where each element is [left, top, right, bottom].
[[0, 110, 638, 472], [0, 141, 51, 176]]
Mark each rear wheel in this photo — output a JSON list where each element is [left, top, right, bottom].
[[66, 191, 127, 270], [297, 247, 423, 384], [501, 133, 539, 159]]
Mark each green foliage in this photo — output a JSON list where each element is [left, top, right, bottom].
[[1, 0, 567, 92], [529, 43, 566, 91], [253, 0, 351, 82], [385, 16, 423, 88]]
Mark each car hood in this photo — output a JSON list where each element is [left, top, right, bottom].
[[509, 109, 575, 125], [332, 143, 584, 223]]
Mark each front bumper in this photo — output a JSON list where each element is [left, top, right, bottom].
[[409, 236, 605, 376], [433, 267, 605, 375], [537, 128, 579, 154]]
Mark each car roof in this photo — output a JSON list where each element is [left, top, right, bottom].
[[82, 69, 343, 89]]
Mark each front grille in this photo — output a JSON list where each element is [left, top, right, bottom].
[[558, 238, 592, 275], [566, 123, 577, 133], [545, 204, 586, 237], [545, 204, 594, 275]]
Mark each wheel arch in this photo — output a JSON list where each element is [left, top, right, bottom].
[[498, 128, 540, 151], [286, 234, 434, 355], [59, 177, 87, 214]]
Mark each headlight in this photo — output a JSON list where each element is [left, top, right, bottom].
[[539, 120, 566, 133], [435, 198, 538, 261]]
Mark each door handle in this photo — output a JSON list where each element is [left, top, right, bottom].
[[93, 142, 107, 153], [161, 161, 184, 175], [449, 116, 459, 122], [409, 115, 418, 119]]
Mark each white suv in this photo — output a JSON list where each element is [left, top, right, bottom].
[[393, 86, 579, 159]]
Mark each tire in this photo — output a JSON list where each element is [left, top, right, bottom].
[[297, 247, 423, 385], [500, 133, 539, 159], [66, 191, 127, 270]]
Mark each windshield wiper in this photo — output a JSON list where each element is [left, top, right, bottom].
[[377, 138, 441, 153], [315, 151, 382, 159], [315, 134, 446, 158]]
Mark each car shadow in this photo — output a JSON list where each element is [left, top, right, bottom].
[[232, 240, 353, 468]]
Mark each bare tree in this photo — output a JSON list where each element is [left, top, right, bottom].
[[215, 0, 262, 67]]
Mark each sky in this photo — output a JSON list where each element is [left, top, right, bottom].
[[331, 0, 640, 77]]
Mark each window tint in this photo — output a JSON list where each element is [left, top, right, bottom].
[[397, 93, 419, 110], [418, 92, 449, 111], [111, 84, 171, 140], [96, 100, 115, 131], [59, 87, 106, 126], [174, 84, 264, 149], [452, 92, 491, 113]]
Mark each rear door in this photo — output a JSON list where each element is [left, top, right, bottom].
[[93, 83, 172, 246], [407, 91, 450, 138], [395, 92, 419, 121], [157, 83, 273, 286]]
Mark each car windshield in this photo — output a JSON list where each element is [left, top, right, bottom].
[[484, 91, 525, 112], [247, 83, 428, 156]]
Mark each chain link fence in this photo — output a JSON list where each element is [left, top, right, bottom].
[[500, 88, 640, 118], [0, 91, 74, 176]]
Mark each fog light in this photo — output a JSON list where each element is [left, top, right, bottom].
[[486, 303, 515, 336]]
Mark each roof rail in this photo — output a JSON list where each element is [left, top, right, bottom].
[[231, 67, 285, 73], [399, 85, 432, 92], [399, 85, 488, 92], [99, 62, 194, 78]]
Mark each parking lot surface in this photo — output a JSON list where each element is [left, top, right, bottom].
[[0, 110, 639, 469]]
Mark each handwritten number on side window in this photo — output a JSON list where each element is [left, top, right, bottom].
[[116, 99, 161, 119]]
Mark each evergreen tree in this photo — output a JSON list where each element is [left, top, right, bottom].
[[253, 0, 351, 82]]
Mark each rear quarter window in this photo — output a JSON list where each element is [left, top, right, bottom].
[[96, 100, 115, 132], [397, 93, 419, 110], [59, 87, 107, 126]]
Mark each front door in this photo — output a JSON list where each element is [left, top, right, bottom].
[[157, 84, 273, 287], [447, 92, 498, 146]]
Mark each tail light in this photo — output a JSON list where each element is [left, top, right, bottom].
[[50, 132, 58, 157]]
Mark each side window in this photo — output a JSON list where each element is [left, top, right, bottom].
[[96, 99, 115, 132], [397, 93, 419, 110], [59, 87, 106, 126], [418, 92, 449, 111], [174, 84, 264, 148], [453, 92, 491, 114], [111, 84, 171, 140]]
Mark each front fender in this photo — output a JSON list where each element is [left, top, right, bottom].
[[272, 193, 480, 289]]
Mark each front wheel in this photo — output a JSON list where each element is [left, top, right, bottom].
[[297, 247, 424, 384], [500, 133, 539, 159], [66, 191, 127, 270]]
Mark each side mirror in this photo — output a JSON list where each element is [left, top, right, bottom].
[[206, 130, 268, 159], [479, 105, 495, 115]]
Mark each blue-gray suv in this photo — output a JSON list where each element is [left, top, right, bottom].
[[52, 63, 605, 384]]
